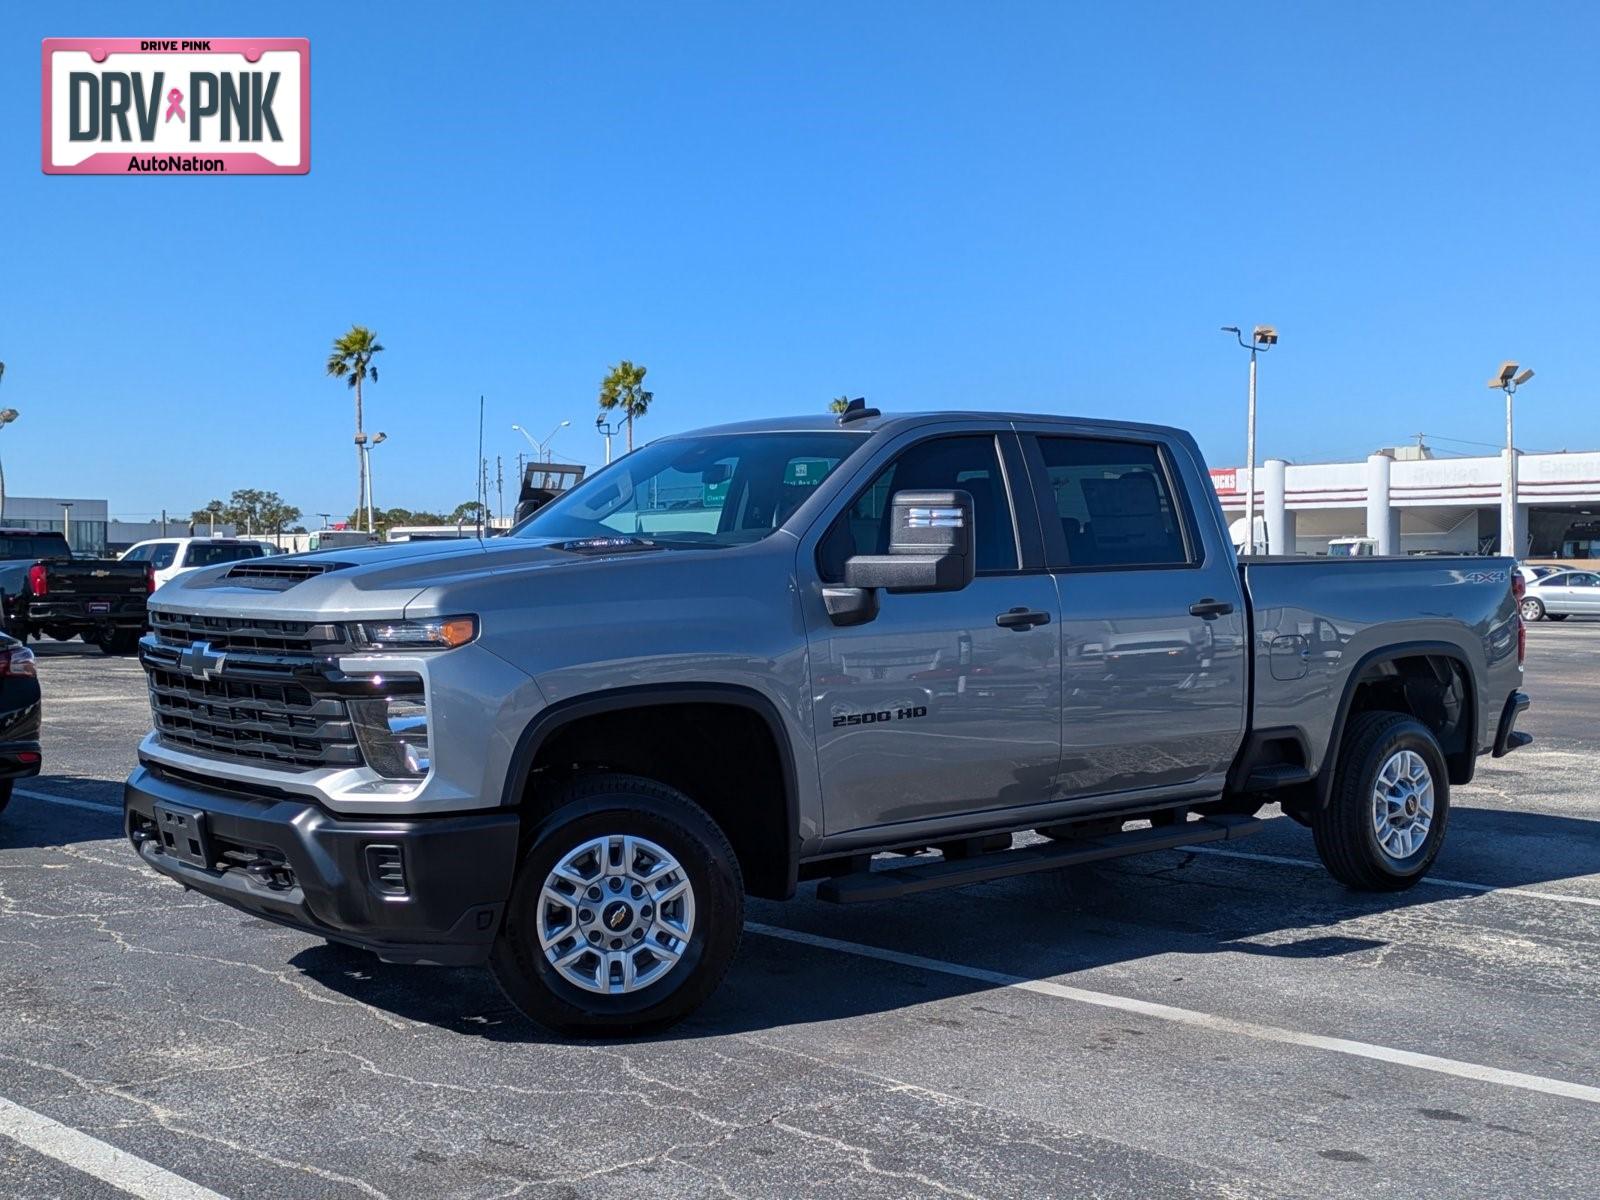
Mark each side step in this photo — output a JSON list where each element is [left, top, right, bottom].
[[816, 815, 1266, 904], [1242, 764, 1314, 791]]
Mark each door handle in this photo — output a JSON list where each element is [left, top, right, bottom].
[[1189, 598, 1234, 619], [995, 607, 1052, 630]]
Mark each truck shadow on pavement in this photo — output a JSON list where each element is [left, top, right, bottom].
[[286, 805, 1600, 1043], [0, 776, 125, 851]]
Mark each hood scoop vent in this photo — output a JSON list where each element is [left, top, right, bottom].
[[555, 536, 658, 555], [223, 560, 354, 588]]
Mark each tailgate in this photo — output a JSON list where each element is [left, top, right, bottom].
[[43, 560, 149, 596]]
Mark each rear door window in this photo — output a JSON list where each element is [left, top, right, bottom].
[[1034, 436, 1192, 568]]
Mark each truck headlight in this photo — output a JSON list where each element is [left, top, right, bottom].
[[349, 696, 431, 779], [355, 616, 477, 650]]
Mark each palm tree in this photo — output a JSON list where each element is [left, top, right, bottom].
[[829, 395, 852, 414], [325, 325, 385, 521], [598, 360, 653, 453]]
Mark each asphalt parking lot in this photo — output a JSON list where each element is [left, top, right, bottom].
[[1, 627, 1597, 1199]]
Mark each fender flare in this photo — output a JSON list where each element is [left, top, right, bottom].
[[1316, 639, 1478, 804], [500, 682, 801, 898]]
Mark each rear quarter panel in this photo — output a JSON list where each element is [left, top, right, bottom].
[[1243, 556, 1522, 775]]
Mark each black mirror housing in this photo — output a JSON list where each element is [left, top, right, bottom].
[[842, 489, 975, 594]]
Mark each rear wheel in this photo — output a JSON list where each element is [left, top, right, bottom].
[[96, 630, 141, 656], [1519, 597, 1545, 621], [491, 774, 744, 1037], [1313, 712, 1448, 891]]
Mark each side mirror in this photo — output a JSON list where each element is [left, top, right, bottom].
[[823, 490, 975, 626]]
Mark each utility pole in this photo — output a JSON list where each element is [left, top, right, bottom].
[[496, 455, 504, 527], [160, 508, 167, 537]]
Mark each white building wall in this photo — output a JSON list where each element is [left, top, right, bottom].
[[1214, 450, 1600, 557]]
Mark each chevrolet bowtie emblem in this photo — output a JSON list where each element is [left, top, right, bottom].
[[177, 640, 227, 681]]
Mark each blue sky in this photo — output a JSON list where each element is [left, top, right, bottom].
[[3, 2, 1597, 522]]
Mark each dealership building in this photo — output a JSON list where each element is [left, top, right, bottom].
[[1, 495, 110, 555], [1212, 447, 1600, 559]]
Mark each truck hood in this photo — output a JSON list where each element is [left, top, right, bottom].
[[148, 535, 682, 621]]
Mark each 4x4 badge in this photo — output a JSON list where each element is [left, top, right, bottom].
[[178, 640, 227, 681]]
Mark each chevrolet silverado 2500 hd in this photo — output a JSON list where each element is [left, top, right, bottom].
[[123, 407, 1530, 1034]]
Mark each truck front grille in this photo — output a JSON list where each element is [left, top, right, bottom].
[[147, 664, 361, 771], [150, 610, 347, 655]]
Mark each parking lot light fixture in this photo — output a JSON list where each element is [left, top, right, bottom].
[[1488, 362, 1534, 558], [1221, 325, 1279, 554], [538, 420, 570, 462]]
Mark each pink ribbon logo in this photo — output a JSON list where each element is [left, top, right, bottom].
[[164, 88, 185, 123]]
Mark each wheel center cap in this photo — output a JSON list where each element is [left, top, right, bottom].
[[1404, 797, 1418, 817], [602, 900, 633, 932]]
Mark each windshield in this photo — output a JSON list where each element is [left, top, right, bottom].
[[183, 542, 265, 567], [514, 431, 867, 547]]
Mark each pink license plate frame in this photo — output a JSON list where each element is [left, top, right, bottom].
[[42, 37, 310, 175]]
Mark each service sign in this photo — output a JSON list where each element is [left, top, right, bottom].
[[42, 38, 309, 175]]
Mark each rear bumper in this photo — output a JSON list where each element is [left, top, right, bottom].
[[25, 597, 146, 628], [1493, 690, 1531, 757], [123, 763, 519, 965]]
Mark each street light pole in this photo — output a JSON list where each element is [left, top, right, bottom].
[[537, 419, 570, 462], [1488, 361, 1534, 559], [365, 432, 388, 535], [0, 401, 17, 524], [0, 362, 13, 522], [1220, 325, 1278, 553], [595, 414, 618, 465]]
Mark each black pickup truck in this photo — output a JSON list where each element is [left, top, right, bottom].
[[0, 529, 151, 654]]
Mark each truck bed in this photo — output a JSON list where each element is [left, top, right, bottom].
[[1239, 555, 1523, 784]]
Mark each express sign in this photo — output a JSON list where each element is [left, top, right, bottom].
[[42, 38, 309, 175]]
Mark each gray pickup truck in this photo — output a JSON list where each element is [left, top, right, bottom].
[[123, 407, 1530, 1034]]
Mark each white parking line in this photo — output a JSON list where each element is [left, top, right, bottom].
[[16, 787, 121, 815], [1182, 844, 1600, 908], [0, 1095, 228, 1199], [747, 922, 1600, 1105]]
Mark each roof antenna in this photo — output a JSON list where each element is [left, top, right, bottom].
[[836, 396, 880, 425]]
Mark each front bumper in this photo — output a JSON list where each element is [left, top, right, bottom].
[[1493, 690, 1532, 757], [124, 763, 520, 965]]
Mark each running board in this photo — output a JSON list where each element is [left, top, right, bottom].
[[815, 815, 1267, 904]]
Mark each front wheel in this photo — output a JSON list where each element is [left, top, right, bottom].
[[1520, 597, 1545, 621], [1313, 712, 1449, 891], [491, 774, 744, 1037], [0, 780, 12, 816], [1547, 613, 1570, 622]]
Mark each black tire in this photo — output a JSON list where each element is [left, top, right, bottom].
[[96, 630, 141, 656], [1548, 613, 1569, 622], [0, 780, 11, 815], [491, 774, 744, 1037], [1312, 712, 1449, 891], [1519, 597, 1545, 621]]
